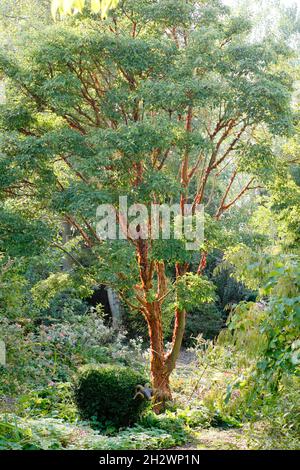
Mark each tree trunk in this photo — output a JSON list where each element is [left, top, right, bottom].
[[145, 300, 186, 413], [146, 301, 171, 412], [151, 365, 172, 413], [165, 306, 186, 372], [107, 287, 123, 328], [136, 248, 187, 412]]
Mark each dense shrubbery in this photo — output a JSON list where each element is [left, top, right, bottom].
[[183, 304, 224, 346], [189, 255, 300, 449], [74, 365, 148, 428], [17, 383, 77, 422], [0, 413, 186, 450], [0, 310, 144, 396]]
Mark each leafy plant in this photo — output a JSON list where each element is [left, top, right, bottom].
[[51, 0, 119, 19], [18, 383, 78, 422], [183, 304, 224, 346]]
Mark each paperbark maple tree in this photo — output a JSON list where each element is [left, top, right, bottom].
[[0, 0, 293, 409]]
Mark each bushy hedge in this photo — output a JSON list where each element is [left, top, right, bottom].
[[74, 365, 148, 428], [183, 304, 224, 346]]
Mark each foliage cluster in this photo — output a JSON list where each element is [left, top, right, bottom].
[[74, 364, 148, 428], [0, 310, 144, 395]]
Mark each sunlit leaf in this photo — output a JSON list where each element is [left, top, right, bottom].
[[51, 0, 63, 19], [51, 0, 119, 18], [91, 0, 101, 14], [73, 0, 85, 11], [100, 0, 112, 19], [62, 0, 75, 14]]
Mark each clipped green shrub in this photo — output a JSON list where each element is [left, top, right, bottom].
[[74, 365, 148, 428]]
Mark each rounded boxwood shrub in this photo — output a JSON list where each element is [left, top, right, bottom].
[[74, 364, 148, 428]]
